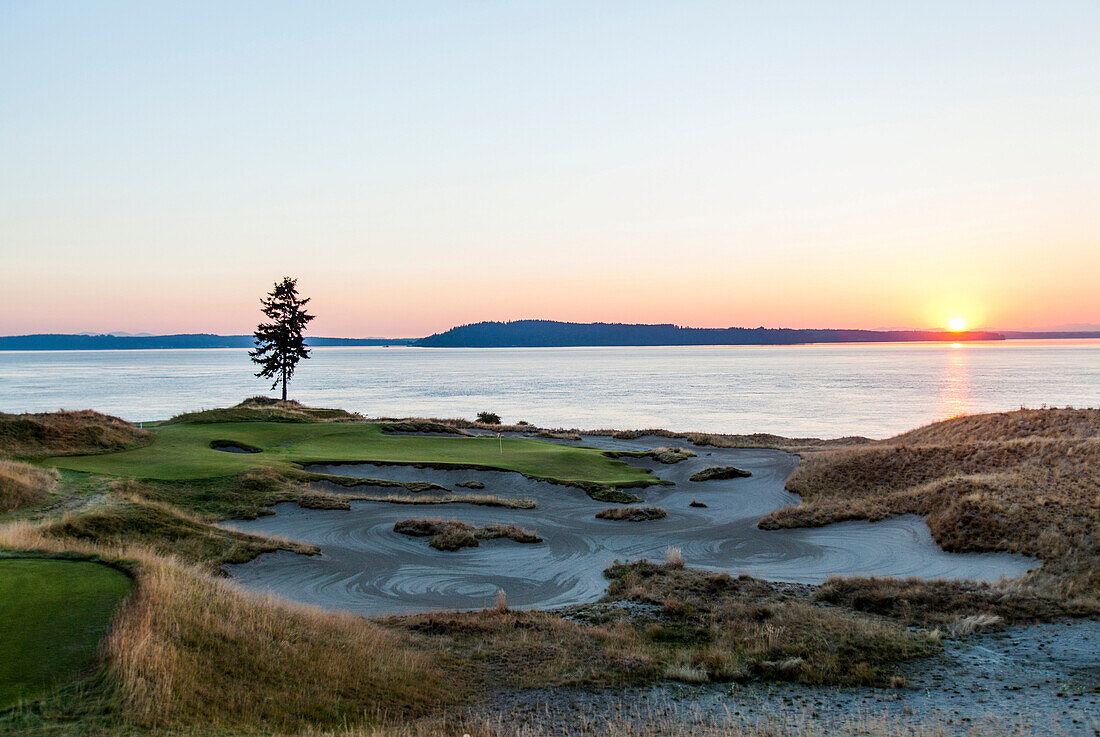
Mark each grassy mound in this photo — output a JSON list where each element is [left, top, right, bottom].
[[0, 557, 132, 709], [394, 518, 541, 551], [596, 506, 667, 521], [598, 561, 933, 685], [44, 496, 318, 570], [165, 396, 364, 424], [0, 460, 59, 512], [0, 410, 152, 458], [760, 408, 1100, 605], [689, 465, 752, 481], [403, 562, 933, 690]]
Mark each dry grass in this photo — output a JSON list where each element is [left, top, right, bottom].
[[0, 524, 458, 732], [166, 396, 364, 424], [589, 561, 934, 686], [394, 518, 541, 550], [0, 459, 59, 512], [43, 492, 319, 571], [689, 465, 752, 482], [0, 410, 153, 458], [814, 576, 1076, 624], [393, 607, 654, 690], [357, 492, 537, 509], [596, 506, 667, 521], [759, 409, 1100, 607]]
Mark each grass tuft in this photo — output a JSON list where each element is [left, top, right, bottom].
[[596, 506, 667, 521]]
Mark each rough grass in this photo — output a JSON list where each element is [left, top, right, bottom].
[[0, 460, 59, 512], [689, 465, 752, 481], [814, 575, 1079, 625], [43, 493, 318, 571], [759, 408, 1100, 607], [393, 518, 541, 551], [594, 561, 935, 685], [595, 506, 667, 521], [164, 396, 364, 424], [0, 525, 458, 732], [0, 410, 153, 458], [117, 468, 366, 520], [606, 446, 698, 464], [355, 493, 537, 509], [396, 561, 932, 691]]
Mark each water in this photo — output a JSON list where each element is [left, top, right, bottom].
[[2, 340, 1098, 437]]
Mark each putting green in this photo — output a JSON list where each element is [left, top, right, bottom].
[[0, 558, 132, 708], [48, 422, 656, 487]]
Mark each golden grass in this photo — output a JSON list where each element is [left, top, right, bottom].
[[759, 408, 1100, 608], [0, 459, 59, 512], [43, 491, 319, 571], [0, 524, 458, 732], [0, 410, 153, 458]]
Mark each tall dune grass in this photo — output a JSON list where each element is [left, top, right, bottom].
[[760, 408, 1100, 608], [0, 459, 58, 512], [0, 409, 152, 457], [0, 524, 457, 731]]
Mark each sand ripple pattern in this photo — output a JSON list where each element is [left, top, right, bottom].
[[224, 435, 1037, 616]]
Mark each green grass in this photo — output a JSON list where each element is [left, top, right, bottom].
[[47, 422, 656, 488], [0, 558, 131, 709]]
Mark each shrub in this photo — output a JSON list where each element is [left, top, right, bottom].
[[475, 412, 502, 425]]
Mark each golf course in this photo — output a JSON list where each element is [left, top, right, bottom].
[[0, 399, 1097, 736]]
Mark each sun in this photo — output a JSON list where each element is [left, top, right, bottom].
[[948, 317, 967, 332]]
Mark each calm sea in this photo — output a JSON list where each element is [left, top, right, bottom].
[[1, 340, 1098, 438]]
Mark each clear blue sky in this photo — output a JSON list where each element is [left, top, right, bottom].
[[2, 1, 1098, 336]]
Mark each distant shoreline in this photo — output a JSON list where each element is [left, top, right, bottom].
[[2, 325, 1098, 351]]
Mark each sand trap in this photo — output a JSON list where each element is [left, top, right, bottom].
[[223, 434, 1037, 617]]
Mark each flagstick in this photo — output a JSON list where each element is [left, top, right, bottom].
[[499, 433, 503, 456]]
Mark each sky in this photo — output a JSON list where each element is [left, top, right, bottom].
[[2, 2, 1098, 338]]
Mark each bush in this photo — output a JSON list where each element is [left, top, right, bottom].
[[476, 412, 502, 425]]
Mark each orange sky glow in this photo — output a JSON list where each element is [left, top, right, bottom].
[[2, 3, 1098, 338]]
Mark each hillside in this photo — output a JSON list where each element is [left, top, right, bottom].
[[416, 320, 1005, 347], [760, 408, 1100, 604]]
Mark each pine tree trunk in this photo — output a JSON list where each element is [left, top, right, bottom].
[[281, 364, 287, 401]]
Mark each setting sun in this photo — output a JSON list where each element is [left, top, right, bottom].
[[948, 317, 967, 332]]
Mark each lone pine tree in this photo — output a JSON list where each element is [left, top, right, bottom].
[[250, 276, 315, 401]]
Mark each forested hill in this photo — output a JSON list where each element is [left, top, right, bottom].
[[415, 321, 1005, 347]]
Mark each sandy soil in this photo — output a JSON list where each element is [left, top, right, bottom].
[[223, 435, 1035, 617]]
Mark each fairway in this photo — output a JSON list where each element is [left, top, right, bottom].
[[0, 558, 132, 708], [48, 422, 657, 487]]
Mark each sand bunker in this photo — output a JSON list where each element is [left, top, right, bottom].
[[223, 434, 1037, 617]]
